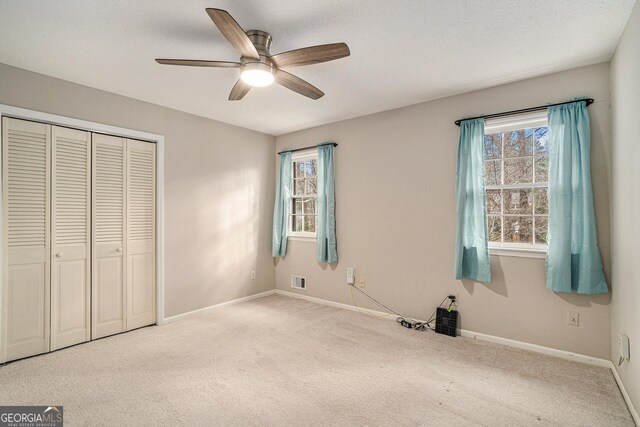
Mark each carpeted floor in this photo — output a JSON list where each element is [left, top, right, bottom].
[[0, 294, 634, 426]]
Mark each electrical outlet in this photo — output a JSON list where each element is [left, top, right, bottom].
[[358, 277, 365, 288], [250, 270, 256, 280], [567, 312, 579, 327]]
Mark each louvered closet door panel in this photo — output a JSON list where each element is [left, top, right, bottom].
[[51, 126, 91, 350], [2, 117, 50, 362], [126, 139, 155, 330], [92, 134, 126, 339]]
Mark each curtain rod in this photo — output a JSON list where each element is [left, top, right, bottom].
[[278, 142, 337, 155], [454, 98, 594, 126]]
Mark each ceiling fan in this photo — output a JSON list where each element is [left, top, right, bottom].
[[156, 8, 350, 101]]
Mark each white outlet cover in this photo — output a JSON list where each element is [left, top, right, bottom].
[[567, 312, 580, 327]]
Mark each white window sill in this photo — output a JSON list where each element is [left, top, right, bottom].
[[489, 245, 547, 259], [288, 235, 316, 242]]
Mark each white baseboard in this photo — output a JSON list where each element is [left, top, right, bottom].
[[163, 290, 276, 324], [274, 289, 610, 368], [611, 363, 640, 426], [458, 330, 611, 368]]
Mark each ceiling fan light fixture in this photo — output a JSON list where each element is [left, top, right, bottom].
[[240, 62, 274, 87]]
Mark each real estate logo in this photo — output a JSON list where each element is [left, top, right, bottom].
[[0, 406, 63, 427]]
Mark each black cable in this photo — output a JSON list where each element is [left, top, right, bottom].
[[350, 284, 458, 333], [349, 283, 430, 331], [350, 283, 403, 317]]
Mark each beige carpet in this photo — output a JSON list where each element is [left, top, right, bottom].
[[0, 294, 634, 426]]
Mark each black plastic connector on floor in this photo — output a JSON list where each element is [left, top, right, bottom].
[[400, 319, 414, 329]]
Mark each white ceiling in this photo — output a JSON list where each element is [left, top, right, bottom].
[[0, 1, 635, 135]]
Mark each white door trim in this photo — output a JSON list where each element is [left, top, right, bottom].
[[0, 104, 165, 362]]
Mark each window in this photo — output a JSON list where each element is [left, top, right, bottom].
[[483, 112, 548, 255], [289, 152, 318, 239]]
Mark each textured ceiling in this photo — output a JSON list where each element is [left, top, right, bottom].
[[0, 0, 635, 135]]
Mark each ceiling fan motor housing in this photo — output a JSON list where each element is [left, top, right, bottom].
[[246, 30, 273, 56], [242, 30, 276, 75]]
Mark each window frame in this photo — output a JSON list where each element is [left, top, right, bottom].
[[484, 112, 549, 259], [288, 150, 318, 241]]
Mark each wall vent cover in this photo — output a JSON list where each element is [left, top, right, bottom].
[[291, 275, 306, 290]]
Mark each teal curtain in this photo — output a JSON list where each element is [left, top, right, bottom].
[[317, 144, 338, 263], [455, 119, 491, 283], [272, 152, 291, 257], [546, 101, 608, 294]]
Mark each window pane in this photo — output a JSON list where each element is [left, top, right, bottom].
[[535, 156, 548, 183], [293, 198, 303, 214], [304, 198, 316, 214], [293, 161, 304, 178], [484, 160, 502, 186], [504, 129, 533, 157], [304, 215, 316, 233], [534, 127, 548, 155], [293, 215, 303, 232], [504, 216, 533, 243], [305, 177, 317, 195], [488, 216, 502, 242], [486, 189, 502, 214], [504, 189, 533, 215], [535, 216, 548, 244], [504, 157, 533, 184], [484, 133, 502, 160], [294, 178, 304, 195], [308, 159, 318, 177], [301, 160, 309, 177], [534, 188, 548, 214]]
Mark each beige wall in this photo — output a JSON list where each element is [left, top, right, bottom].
[[0, 59, 618, 361], [611, 1, 640, 414], [275, 63, 612, 359], [0, 63, 276, 318]]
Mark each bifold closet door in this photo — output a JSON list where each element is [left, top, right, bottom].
[[92, 134, 126, 339], [126, 140, 156, 330], [50, 126, 91, 350], [2, 118, 50, 362]]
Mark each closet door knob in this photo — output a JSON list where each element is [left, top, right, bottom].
[[116, 248, 123, 254], [56, 252, 63, 258]]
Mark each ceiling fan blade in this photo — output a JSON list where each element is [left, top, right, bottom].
[[155, 59, 241, 68], [275, 69, 324, 100], [229, 79, 251, 101], [205, 8, 260, 60], [270, 43, 350, 68]]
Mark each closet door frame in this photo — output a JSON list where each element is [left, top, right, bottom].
[[0, 105, 165, 363]]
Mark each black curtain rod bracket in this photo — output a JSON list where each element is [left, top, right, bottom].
[[278, 142, 338, 155], [454, 98, 594, 126]]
